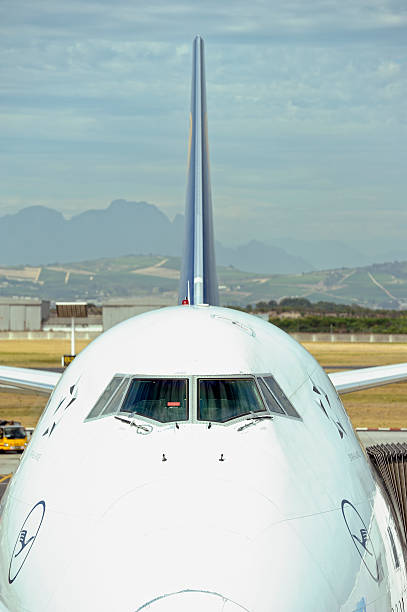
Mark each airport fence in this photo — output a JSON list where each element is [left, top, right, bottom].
[[1, 331, 407, 343], [290, 332, 407, 343], [0, 330, 99, 340]]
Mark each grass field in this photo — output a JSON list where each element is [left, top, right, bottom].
[[303, 343, 407, 428], [0, 339, 406, 429], [0, 340, 91, 427]]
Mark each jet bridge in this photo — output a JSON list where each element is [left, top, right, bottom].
[[367, 443, 407, 546]]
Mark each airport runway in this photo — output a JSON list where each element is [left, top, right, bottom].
[[356, 429, 407, 447]]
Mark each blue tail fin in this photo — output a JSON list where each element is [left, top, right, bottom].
[[179, 36, 219, 306]]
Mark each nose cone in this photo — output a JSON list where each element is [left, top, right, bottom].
[[137, 590, 248, 611]]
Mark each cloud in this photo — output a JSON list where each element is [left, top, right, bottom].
[[377, 60, 401, 78], [0, 0, 406, 251]]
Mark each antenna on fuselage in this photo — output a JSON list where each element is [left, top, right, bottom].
[[179, 36, 219, 306]]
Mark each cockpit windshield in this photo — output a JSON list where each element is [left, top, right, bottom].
[[85, 373, 300, 425], [120, 378, 188, 423], [198, 378, 265, 423]]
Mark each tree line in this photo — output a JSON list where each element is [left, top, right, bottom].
[[230, 298, 407, 333]]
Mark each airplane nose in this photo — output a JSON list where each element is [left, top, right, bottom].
[[43, 474, 337, 611], [45, 477, 268, 610], [136, 589, 249, 611]]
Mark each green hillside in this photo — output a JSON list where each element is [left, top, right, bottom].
[[1, 256, 407, 309]]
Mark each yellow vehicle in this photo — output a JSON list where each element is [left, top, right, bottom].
[[0, 424, 28, 453]]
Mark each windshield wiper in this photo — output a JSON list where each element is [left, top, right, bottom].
[[237, 414, 273, 432], [114, 414, 153, 434]]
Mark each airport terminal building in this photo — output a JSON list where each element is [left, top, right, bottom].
[[0, 298, 50, 331], [0, 297, 175, 338]]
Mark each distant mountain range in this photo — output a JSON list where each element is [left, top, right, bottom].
[[0, 200, 310, 273], [1, 199, 405, 273], [0, 200, 181, 264]]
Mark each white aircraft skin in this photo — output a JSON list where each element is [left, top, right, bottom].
[[0, 305, 406, 611]]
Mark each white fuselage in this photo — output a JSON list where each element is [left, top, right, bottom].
[[0, 306, 406, 611]]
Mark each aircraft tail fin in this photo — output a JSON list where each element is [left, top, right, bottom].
[[179, 36, 219, 306]]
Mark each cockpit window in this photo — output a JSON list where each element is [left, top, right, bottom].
[[85, 374, 299, 425], [86, 376, 130, 420], [260, 376, 300, 418], [257, 378, 285, 414], [198, 378, 265, 423], [120, 378, 188, 423]]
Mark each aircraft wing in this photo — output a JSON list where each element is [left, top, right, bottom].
[[1, 361, 407, 398], [0, 366, 60, 396], [329, 363, 407, 394]]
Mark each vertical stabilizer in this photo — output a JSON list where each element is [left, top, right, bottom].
[[179, 36, 219, 305]]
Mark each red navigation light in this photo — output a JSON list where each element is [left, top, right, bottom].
[[182, 298, 189, 305]]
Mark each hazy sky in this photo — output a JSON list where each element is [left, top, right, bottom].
[[1, 0, 406, 249]]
